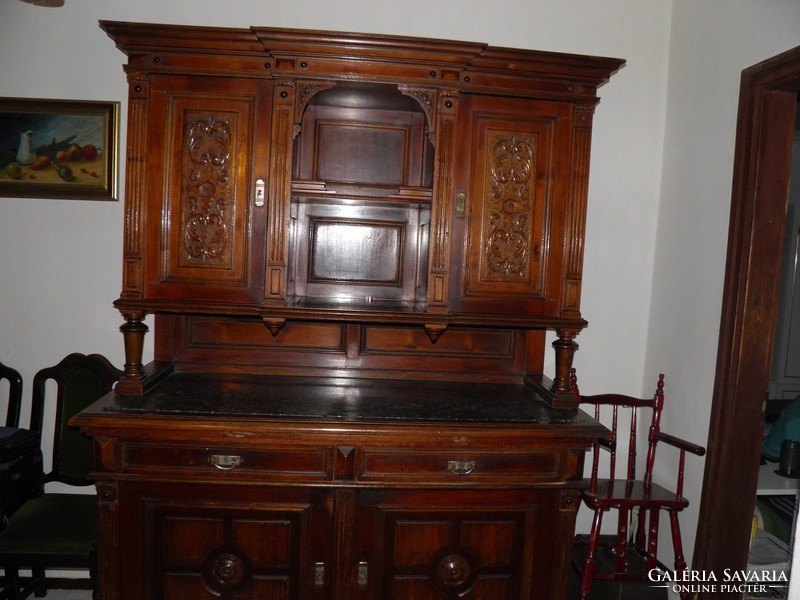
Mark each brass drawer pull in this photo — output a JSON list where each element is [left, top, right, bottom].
[[447, 460, 476, 476], [210, 454, 243, 470]]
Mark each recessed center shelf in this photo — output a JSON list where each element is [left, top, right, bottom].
[[288, 81, 434, 308]]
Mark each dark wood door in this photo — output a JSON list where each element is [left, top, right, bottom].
[[351, 488, 560, 600], [143, 75, 273, 304], [449, 95, 573, 317], [693, 47, 800, 596], [119, 483, 333, 600]]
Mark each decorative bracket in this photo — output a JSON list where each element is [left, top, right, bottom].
[[424, 323, 447, 343], [398, 85, 438, 143], [295, 79, 337, 130], [262, 317, 286, 336]]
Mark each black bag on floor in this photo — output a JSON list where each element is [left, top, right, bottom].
[[0, 427, 43, 530]]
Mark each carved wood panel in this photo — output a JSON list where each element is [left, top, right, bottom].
[[180, 113, 235, 267], [164, 102, 246, 283], [481, 132, 536, 283]]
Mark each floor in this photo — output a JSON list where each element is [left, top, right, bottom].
[[24, 591, 92, 599]]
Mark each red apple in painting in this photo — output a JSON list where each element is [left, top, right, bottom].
[[65, 144, 82, 161], [56, 150, 67, 162], [81, 144, 98, 161]]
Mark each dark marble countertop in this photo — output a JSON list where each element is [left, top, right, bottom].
[[95, 372, 589, 426]]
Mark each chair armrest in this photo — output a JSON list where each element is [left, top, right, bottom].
[[656, 431, 705, 456]]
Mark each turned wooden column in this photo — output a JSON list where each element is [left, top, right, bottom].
[[116, 311, 148, 394], [552, 328, 579, 395]]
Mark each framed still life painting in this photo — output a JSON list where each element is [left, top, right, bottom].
[[0, 97, 119, 200]]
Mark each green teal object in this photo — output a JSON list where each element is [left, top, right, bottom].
[[763, 395, 800, 459]]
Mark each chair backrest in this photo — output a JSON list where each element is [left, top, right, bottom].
[[571, 369, 665, 491], [30, 353, 122, 486], [0, 362, 23, 427]]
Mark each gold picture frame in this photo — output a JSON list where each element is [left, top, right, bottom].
[[0, 97, 119, 200]]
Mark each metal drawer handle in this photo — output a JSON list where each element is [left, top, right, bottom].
[[447, 460, 476, 476], [210, 454, 243, 470]]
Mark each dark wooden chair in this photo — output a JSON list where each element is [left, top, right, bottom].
[[0, 362, 23, 427], [0, 353, 121, 600], [570, 369, 705, 600], [0, 362, 37, 533]]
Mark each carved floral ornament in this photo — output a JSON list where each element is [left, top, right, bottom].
[[483, 133, 535, 281], [183, 114, 233, 264]]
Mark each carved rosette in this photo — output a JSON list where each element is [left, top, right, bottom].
[[201, 545, 252, 595], [428, 548, 479, 595], [182, 114, 233, 265], [482, 133, 535, 281]]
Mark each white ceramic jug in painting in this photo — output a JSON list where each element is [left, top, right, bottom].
[[16, 131, 35, 165]]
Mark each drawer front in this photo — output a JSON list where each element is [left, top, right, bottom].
[[121, 443, 333, 482], [357, 449, 561, 484]]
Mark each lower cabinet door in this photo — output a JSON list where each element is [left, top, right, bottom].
[[112, 483, 572, 600], [351, 489, 561, 600], [120, 483, 334, 600]]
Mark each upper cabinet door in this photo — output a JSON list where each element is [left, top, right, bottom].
[[141, 75, 273, 305], [449, 95, 574, 318]]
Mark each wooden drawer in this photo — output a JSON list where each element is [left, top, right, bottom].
[[357, 449, 562, 484], [120, 443, 333, 482]]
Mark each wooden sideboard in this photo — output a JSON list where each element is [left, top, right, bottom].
[[72, 21, 623, 600]]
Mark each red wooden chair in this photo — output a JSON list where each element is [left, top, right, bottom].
[[570, 369, 705, 600]]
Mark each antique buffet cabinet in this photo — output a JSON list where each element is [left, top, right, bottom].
[[73, 21, 624, 600]]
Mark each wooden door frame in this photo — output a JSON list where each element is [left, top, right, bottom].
[[693, 46, 800, 596]]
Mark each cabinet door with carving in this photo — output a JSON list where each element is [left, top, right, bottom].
[[141, 75, 272, 305], [449, 96, 574, 317], [116, 482, 333, 600], [350, 489, 562, 600]]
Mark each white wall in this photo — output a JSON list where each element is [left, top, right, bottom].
[[646, 0, 800, 568], [0, 0, 670, 468], [0, 0, 796, 575]]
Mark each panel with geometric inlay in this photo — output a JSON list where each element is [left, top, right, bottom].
[[353, 489, 548, 600], [143, 485, 333, 600]]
